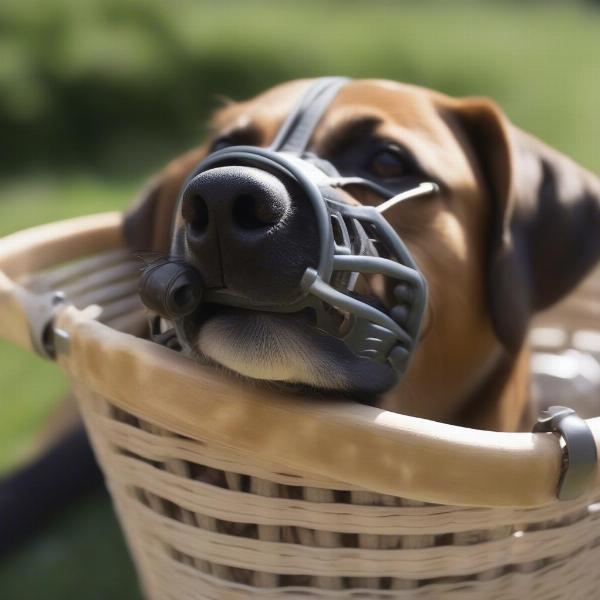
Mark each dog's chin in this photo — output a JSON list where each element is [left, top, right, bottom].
[[194, 307, 396, 400], [196, 309, 348, 390]]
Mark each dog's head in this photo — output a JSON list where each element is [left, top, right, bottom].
[[126, 78, 600, 428]]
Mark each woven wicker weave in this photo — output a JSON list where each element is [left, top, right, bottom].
[[76, 387, 600, 599], [2, 213, 600, 599]]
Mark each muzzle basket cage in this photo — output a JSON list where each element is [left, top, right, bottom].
[[156, 75, 434, 385], [2, 212, 600, 599]]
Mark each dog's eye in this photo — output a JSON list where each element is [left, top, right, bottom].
[[366, 146, 408, 179]]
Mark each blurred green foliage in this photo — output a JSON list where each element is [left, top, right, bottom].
[[2, 0, 600, 177], [1, 1, 600, 598]]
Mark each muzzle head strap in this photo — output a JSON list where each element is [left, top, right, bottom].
[[270, 77, 350, 153]]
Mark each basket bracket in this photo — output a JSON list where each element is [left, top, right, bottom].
[[533, 406, 598, 501], [25, 290, 68, 359]]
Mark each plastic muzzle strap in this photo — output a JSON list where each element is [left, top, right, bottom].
[[139, 77, 438, 386]]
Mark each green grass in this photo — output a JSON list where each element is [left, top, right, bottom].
[[1, 0, 600, 597]]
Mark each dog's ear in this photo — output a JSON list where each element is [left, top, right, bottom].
[[123, 175, 173, 253], [446, 98, 600, 353], [123, 147, 207, 253]]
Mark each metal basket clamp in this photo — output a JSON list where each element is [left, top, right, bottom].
[[21, 289, 69, 359], [533, 406, 598, 500]]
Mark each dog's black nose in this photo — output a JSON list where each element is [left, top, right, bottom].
[[181, 165, 319, 302], [182, 166, 290, 235]]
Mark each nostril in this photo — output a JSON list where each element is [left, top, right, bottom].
[[232, 193, 286, 230], [182, 194, 209, 235]]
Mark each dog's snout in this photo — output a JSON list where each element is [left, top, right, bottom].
[[181, 165, 319, 302], [182, 166, 290, 236]]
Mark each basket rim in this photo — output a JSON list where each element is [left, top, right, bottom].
[[2, 212, 600, 508]]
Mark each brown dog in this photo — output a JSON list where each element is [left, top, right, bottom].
[[124, 78, 600, 433]]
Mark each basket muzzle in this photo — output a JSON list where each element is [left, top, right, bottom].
[[139, 77, 438, 388]]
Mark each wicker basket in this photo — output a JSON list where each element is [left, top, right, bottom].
[[2, 212, 600, 600]]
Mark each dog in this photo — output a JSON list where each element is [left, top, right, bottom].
[[124, 77, 600, 432], [3, 77, 600, 558]]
